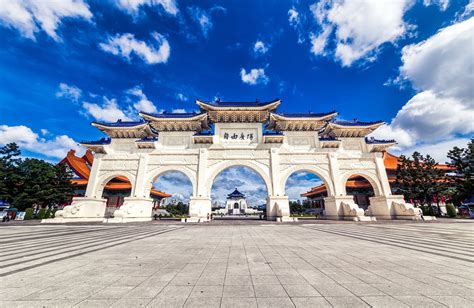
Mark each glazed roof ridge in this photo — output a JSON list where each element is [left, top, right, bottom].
[[92, 120, 146, 127], [274, 111, 337, 118], [365, 137, 396, 144], [227, 188, 245, 198], [81, 138, 111, 145], [140, 111, 203, 118], [332, 120, 384, 126], [198, 98, 280, 107]]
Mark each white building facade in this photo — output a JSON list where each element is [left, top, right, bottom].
[[52, 99, 421, 223]]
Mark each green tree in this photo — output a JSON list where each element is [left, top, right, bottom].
[[0, 143, 75, 211], [396, 152, 447, 216], [0, 143, 22, 203], [447, 138, 474, 206]]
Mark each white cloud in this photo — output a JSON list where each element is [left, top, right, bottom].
[[56, 83, 82, 102], [309, 0, 413, 66], [288, 7, 300, 26], [116, 0, 179, 15], [372, 17, 474, 155], [100, 32, 170, 64], [82, 97, 132, 122], [423, 0, 450, 11], [40, 129, 49, 136], [126, 86, 157, 113], [153, 171, 193, 203], [253, 40, 268, 55], [240, 68, 269, 85], [0, 0, 92, 41], [285, 171, 323, 201], [310, 25, 332, 55], [393, 138, 471, 163], [0, 125, 82, 159], [171, 108, 187, 113], [187, 6, 226, 38], [176, 93, 188, 101]]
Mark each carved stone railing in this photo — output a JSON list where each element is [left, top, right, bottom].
[[392, 201, 423, 220]]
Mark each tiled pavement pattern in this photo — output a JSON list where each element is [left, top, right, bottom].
[[0, 222, 473, 307]]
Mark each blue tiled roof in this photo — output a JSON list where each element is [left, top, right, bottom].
[[141, 111, 202, 118], [93, 120, 145, 127], [276, 111, 336, 118], [227, 188, 245, 199], [333, 120, 384, 126], [319, 136, 339, 141], [81, 138, 111, 145], [263, 131, 283, 136], [365, 137, 396, 144], [194, 130, 213, 136], [202, 98, 280, 108], [137, 136, 158, 142]]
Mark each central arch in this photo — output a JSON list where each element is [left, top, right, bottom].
[[205, 160, 273, 197]]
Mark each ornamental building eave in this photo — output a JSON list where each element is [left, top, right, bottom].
[[91, 121, 153, 138], [322, 121, 384, 138], [267, 112, 338, 131], [196, 99, 281, 123], [139, 112, 209, 132], [196, 99, 281, 111]]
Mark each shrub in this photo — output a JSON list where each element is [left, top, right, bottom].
[[37, 208, 46, 219], [446, 204, 456, 218], [24, 208, 34, 220], [45, 209, 51, 219], [51, 209, 57, 218]]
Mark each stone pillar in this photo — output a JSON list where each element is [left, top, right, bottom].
[[47, 153, 107, 223], [85, 154, 103, 198], [187, 149, 211, 222], [324, 153, 345, 220], [108, 154, 153, 223], [367, 153, 396, 220], [266, 148, 293, 221]]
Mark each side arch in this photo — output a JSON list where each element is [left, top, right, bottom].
[[340, 170, 382, 197], [95, 171, 136, 198], [205, 160, 273, 197], [144, 166, 198, 197], [280, 165, 335, 197]]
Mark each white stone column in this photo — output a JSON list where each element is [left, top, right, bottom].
[[49, 153, 108, 222], [109, 154, 153, 223], [85, 154, 103, 198], [368, 153, 397, 220], [188, 149, 211, 222], [324, 153, 344, 219], [267, 148, 292, 221]]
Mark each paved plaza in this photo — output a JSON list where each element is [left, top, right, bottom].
[[0, 221, 473, 307]]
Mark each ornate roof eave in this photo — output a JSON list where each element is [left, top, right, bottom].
[[196, 99, 281, 111], [139, 112, 209, 132], [80, 143, 108, 154], [269, 112, 338, 122], [91, 121, 153, 138], [323, 121, 385, 138], [267, 112, 337, 131]]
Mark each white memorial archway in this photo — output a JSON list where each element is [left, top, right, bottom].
[[53, 99, 421, 223]]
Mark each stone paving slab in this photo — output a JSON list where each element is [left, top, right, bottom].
[[0, 221, 473, 307]]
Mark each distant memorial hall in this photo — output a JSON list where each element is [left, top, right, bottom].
[[52, 99, 422, 223]]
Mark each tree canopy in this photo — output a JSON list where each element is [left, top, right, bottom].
[[395, 152, 447, 210], [447, 138, 474, 205], [0, 143, 75, 211]]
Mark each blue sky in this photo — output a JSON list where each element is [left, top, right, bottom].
[[0, 1, 473, 201]]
